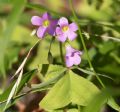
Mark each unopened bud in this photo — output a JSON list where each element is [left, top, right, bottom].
[[48, 51, 53, 64]]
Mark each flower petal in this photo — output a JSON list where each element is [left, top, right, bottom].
[[31, 16, 42, 26], [69, 22, 78, 31], [48, 20, 58, 36], [73, 54, 81, 65], [68, 31, 77, 41], [51, 19, 58, 27], [42, 12, 51, 20], [66, 45, 75, 56], [37, 26, 47, 38], [77, 51, 83, 55], [48, 27, 55, 36], [57, 33, 67, 42], [58, 17, 68, 26], [65, 56, 74, 67], [56, 27, 63, 35]]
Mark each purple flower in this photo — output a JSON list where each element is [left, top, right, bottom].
[[56, 17, 78, 42], [31, 12, 58, 38], [65, 45, 82, 67]]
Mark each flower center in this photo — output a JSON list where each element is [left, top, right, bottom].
[[43, 20, 50, 27], [62, 26, 69, 32]]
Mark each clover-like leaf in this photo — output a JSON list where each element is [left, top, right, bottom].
[[40, 70, 99, 110]]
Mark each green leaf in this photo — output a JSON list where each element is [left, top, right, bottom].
[[32, 64, 66, 90], [107, 98, 120, 112], [44, 64, 65, 81], [67, 108, 78, 112], [83, 91, 107, 112], [40, 70, 99, 110], [98, 41, 115, 54], [40, 72, 70, 110], [83, 88, 120, 112]]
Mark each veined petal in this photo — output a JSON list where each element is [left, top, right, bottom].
[[73, 54, 81, 65], [48, 20, 58, 36], [57, 33, 67, 42], [48, 27, 55, 36], [58, 17, 68, 26], [77, 51, 83, 55], [31, 16, 42, 26], [51, 19, 58, 26], [42, 12, 51, 20], [37, 26, 47, 38], [65, 45, 82, 67], [65, 56, 74, 67], [68, 31, 77, 41], [69, 22, 78, 31]]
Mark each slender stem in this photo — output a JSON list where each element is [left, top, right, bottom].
[[72, 67, 114, 81], [69, 0, 105, 88], [47, 37, 55, 64], [59, 42, 65, 66], [49, 37, 55, 53]]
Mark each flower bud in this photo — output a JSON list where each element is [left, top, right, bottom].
[[47, 51, 53, 64]]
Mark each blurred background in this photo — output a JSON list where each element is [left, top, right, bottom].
[[0, 0, 120, 111]]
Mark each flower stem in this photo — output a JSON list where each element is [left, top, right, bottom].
[[47, 37, 55, 64], [69, 0, 105, 88], [59, 42, 65, 66], [49, 37, 55, 53]]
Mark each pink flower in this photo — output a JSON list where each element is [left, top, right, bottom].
[[56, 17, 78, 42], [31, 12, 58, 38], [65, 45, 82, 67]]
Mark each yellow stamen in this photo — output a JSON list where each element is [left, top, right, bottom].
[[43, 20, 50, 27], [62, 26, 69, 32]]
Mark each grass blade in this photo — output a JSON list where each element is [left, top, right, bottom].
[[4, 69, 23, 110]]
